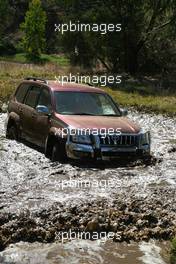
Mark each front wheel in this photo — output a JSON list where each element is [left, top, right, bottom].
[[51, 140, 67, 162], [6, 125, 19, 141]]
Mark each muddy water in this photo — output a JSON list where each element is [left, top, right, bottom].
[[0, 111, 176, 263], [0, 112, 175, 211], [0, 240, 170, 264]]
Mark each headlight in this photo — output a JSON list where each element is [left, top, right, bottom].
[[71, 134, 92, 144], [140, 130, 150, 145]]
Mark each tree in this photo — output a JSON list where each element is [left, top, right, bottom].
[[0, 0, 9, 54], [21, 0, 47, 60], [58, 0, 176, 75]]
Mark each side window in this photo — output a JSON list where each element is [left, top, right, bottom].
[[15, 84, 29, 103], [25, 86, 41, 108], [38, 88, 52, 110]]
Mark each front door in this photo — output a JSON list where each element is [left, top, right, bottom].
[[32, 87, 52, 147]]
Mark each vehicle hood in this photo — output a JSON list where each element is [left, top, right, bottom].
[[55, 114, 141, 134]]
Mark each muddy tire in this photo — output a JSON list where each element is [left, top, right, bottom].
[[51, 140, 67, 162], [6, 125, 19, 141]]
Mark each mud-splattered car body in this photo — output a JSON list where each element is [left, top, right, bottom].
[[5, 77, 150, 161]]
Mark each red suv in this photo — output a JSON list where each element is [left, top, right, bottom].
[[5, 77, 150, 161]]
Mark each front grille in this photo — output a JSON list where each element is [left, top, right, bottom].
[[99, 134, 138, 146]]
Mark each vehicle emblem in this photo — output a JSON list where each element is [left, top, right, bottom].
[[112, 134, 119, 145]]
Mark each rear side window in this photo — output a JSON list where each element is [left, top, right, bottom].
[[15, 84, 29, 103], [25, 86, 41, 108]]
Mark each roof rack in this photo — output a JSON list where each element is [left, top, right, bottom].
[[24, 77, 48, 84]]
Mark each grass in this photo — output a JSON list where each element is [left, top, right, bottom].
[[0, 61, 68, 102], [105, 87, 176, 116], [0, 53, 70, 66], [0, 58, 175, 116]]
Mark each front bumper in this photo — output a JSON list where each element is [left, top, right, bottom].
[[66, 137, 150, 161]]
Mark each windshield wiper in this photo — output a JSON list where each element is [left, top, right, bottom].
[[102, 114, 120, 116]]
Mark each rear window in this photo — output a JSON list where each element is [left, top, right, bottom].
[[25, 86, 41, 108], [15, 84, 29, 103]]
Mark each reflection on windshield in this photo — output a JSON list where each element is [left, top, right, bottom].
[[54, 91, 120, 116]]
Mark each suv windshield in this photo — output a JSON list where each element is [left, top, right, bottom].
[[54, 91, 121, 116]]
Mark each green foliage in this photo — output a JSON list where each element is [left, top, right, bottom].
[[0, 53, 70, 66], [0, 0, 10, 53], [20, 0, 47, 60], [59, 0, 176, 74], [0, 0, 176, 75], [0, 0, 9, 34]]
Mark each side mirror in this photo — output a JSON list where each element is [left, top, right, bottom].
[[120, 108, 128, 116], [36, 105, 50, 116]]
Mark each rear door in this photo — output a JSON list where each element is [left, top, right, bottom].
[[13, 83, 30, 133], [22, 85, 41, 143]]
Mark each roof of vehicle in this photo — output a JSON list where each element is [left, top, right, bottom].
[[23, 78, 105, 93], [48, 81, 105, 93]]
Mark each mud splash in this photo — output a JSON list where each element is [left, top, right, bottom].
[[0, 111, 176, 260], [0, 240, 170, 264]]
